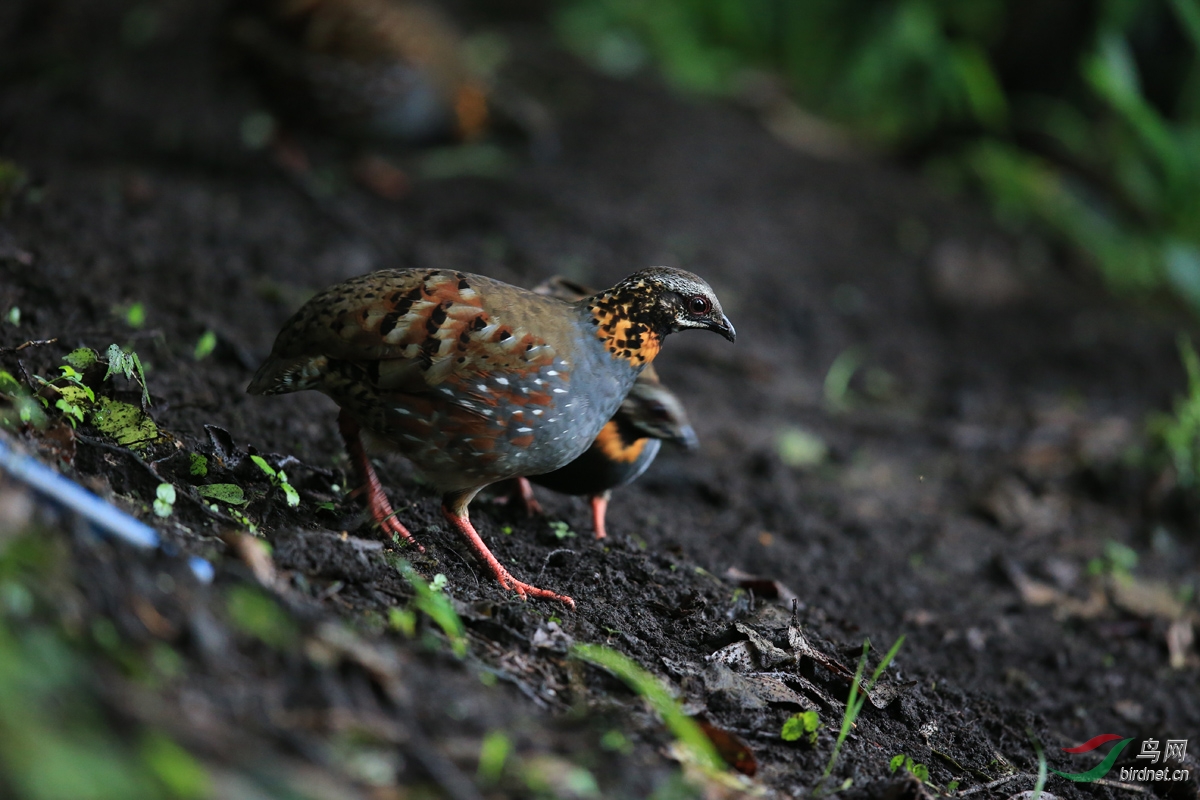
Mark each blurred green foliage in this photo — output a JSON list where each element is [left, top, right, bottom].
[[0, 529, 209, 800], [1148, 335, 1200, 485], [556, 0, 1200, 311]]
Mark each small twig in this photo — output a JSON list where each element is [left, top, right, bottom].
[[931, 748, 994, 783], [957, 773, 1035, 796], [1090, 778, 1149, 793], [0, 338, 58, 354], [536, 548, 577, 582]]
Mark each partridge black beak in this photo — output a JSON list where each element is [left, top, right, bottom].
[[674, 424, 700, 451], [712, 314, 736, 343]]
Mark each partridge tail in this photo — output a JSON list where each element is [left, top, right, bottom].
[[246, 355, 328, 395]]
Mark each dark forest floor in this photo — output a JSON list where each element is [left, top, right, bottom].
[[1, 2, 1198, 798]]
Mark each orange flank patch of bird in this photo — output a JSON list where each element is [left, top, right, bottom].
[[593, 423, 650, 464]]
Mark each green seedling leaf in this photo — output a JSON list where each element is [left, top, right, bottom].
[[188, 453, 208, 476], [889, 754, 905, 773], [225, 585, 296, 650], [4, 307, 18, 325], [64, 347, 98, 371], [477, 730, 511, 785], [388, 607, 417, 637], [250, 455, 276, 478], [824, 347, 863, 411], [123, 302, 146, 329], [197, 483, 245, 505], [1104, 540, 1138, 573], [89, 397, 158, 446], [910, 762, 929, 783], [0, 371, 22, 395], [281, 481, 300, 508], [153, 483, 176, 518], [396, 560, 467, 657], [781, 710, 820, 744], [55, 398, 85, 427], [600, 730, 633, 754], [103, 344, 151, 407], [776, 427, 828, 468], [193, 330, 217, 361], [318, 501, 336, 512], [57, 381, 94, 405], [429, 573, 448, 592], [549, 519, 575, 540], [571, 643, 725, 774]]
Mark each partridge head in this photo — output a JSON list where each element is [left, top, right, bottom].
[[248, 267, 733, 606], [513, 275, 699, 538]]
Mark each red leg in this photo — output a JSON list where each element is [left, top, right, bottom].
[[443, 490, 574, 608], [590, 492, 611, 540], [491, 478, 542, 515], [337, 410, 423, 551], [508, 477, 543, 515]]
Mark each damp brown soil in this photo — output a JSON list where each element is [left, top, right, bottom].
[[1, 3, 1198, 799]]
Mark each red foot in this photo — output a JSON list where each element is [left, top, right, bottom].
[[590, 493, 610, 540], [511, 479, 544, 515], [493, 477, 542, 516], [338, 411, 423, 551], [442, 501, 574, 608]]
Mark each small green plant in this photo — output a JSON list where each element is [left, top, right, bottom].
[[1027, 728, 1048, 800], [571, 643, 725, 773], [1149, 336, 1200, 486], [225, 585, 297, 650], [116, 302, 146, 329], [4, 306, 18, 325], [250, 455, 300, 508], [549, 520, 575, 540], [204, 500, 257, 534], [49, 364, 94, 427], [3, 346, 157, 443], [600, 729, 633, 755], [152, 483, 175, 518], [477, 730, 512, 785], [823, 347, 863, 412], [394, 559, 467, 657], [818, 636, 905, 790], [103, 344, 151, 408], [388, 607, 417, 637], [781, 710, 821, 745], [889, 754, 929, 783], [0, 370, 48, 428], [192, 330, 217, 361], [1087, 540, 1138, 578], [776, 426, 828, 468]]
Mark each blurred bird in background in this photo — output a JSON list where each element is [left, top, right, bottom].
[[229, 0, 489, 143]]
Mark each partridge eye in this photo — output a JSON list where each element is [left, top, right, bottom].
[[687, 296, 711, 315]]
